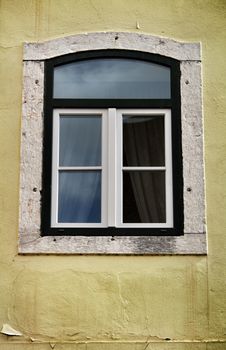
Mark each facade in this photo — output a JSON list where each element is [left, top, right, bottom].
[[0, 1, 226, 349]]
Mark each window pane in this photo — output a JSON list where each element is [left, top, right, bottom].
[[123, 115, 165, 166], [123, 171, 165, 223], [58, 171, 101, 223], [54, 58, 170, 99], [59, 115, 101, 166]]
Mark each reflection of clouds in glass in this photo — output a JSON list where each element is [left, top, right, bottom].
[[58, 171, 101, 223], [59, 116, 101, 166], [54, 58, 170, 99], [123, 116, 161, 124], [56, 59, 169, 82]]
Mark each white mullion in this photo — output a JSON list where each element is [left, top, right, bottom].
[[165, 110, 173, 227], [51, 109, 60, 227], [101, 110, 108, 227], [59, 166, 102, 171], [122, 166, 166, 171], [107, 108, 117, 227], [116, 110, 123, 226]]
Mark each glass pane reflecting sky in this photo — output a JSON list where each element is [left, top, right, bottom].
[[58, 171, 101, 223], [54, 58, 171, 99], [59, 115, 101, 166]]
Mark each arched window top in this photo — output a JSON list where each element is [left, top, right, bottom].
[[53, 56, 171, 99]]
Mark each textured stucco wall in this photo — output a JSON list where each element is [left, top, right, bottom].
[[0, 0, 226, 349]]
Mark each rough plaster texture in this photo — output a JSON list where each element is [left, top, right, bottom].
[[19, 234, 206, 255], [180, 61, 205, 233], [23, 32, 201, 61], [0, 0, 226, 349], [20, 61, 44, 238], [0, 344, 225, 350], [19, 32, 206, 254]]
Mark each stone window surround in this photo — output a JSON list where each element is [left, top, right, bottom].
[[19, 32, 206, 254]]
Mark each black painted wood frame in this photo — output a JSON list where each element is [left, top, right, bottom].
[[41, 49, 183, 236]]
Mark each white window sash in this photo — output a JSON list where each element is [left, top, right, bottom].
[[51, 109, 108, 228], [51, 108, 173, 228], [116, 109, 173, 228]]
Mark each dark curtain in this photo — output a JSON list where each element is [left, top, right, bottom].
[[123, 117, 166, 223]]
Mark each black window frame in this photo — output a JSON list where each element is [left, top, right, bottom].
[[41, 49, 183, 236]]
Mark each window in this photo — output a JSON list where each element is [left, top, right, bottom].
[[19, 32, 206, 254], [42, 51, 183, 235], [51, 108, 173, 231]]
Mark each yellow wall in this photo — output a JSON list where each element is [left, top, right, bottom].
[[0, 1, 226, 349]]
